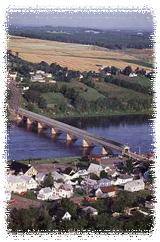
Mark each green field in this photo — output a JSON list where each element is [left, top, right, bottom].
[[93, 81, 151, 101], [42, 92, 68, 107]]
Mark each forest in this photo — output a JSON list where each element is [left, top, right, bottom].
[[8, 26, 152, 50]]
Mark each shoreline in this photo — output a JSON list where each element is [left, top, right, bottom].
[[8, 108, 153, 123]]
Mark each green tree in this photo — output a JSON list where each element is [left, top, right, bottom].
[[61, 198, 78, 218], [42, 172, 54, 187]]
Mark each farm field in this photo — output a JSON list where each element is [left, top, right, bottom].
[[8, 36, 153, 72]]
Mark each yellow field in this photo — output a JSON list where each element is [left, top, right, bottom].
[[8, 36, 153, 72]]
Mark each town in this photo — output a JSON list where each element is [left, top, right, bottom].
[[7, 151, 154, 231]]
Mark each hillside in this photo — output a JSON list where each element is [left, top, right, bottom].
[[7, 52, 153, 119]]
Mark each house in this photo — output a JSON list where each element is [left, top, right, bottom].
[[35, 172, 46, 184], [124, 179, 145, 192], [20, 175, 38, 190], [95, 186, 117, 198], [44, 73, 52, 78], [129, 73, 137, 78], [58, 184, 73, 198], [7, 175, 27, 194], [95, 178, 112, 189], [81, 178, 98, 189], [51, 171, 65, 182], [8, 161, 38, 177], [106, 169, 119, 178], [48, 79, 56, 83], [36, 70, 45, 75], [62, 212, 72, 221], [71, 169, 88, 180], [37, 187, 53, 200], [7, 175, 38, 194], [82, 206, 98, 216], [83, 196, 97, 203], [31, 75, 45, 83], [29, 71, 35, 76], [52, 209, 71, 221], [114, 174, 133, 186], [87, 163, 103, 177], [23, 86, 29, 91], [9, 72, 17, 81]]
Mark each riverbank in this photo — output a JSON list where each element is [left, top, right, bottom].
[[15, 156, 81, 165], [8, 107, 153, 122]]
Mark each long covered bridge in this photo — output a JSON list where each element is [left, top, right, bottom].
[[15, 108, 146, 160]]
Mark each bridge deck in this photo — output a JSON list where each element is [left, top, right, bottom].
[[18, 108, 124, 152]]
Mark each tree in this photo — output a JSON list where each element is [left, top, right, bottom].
[[122, 66, 132, 76], [8, 207, 52, 232], [61, 198, 78, 218], [42, 172, 54, 187], [100, 170, 110, 179]]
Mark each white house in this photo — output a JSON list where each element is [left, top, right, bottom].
[[58, 184, 73, 198], [71, 169, 88, 180], [81, 178, 98, 189], [95, 178, 112, 189], [52, 171, 65, 182], [95, 186, 116, 198], [21, 175, 38, 190], [124, 179, 145, 192], [31, 75, 45, 83], [35, 173, 46, 184], [62, 212, 72, 221], [129, 73, 137, 78], [106, 169, 119, 178], [7, 175, 27, 194], [44, 73, 52, 78], [7, 175, 38, 194], [87, 163, 103, 177], [37, 187, 53, 200], [23, 86, 29, 91], [48, 79, 56, 83], [9, 72, 17, 81], [114, 174, 133, 186], [36, 70, 45, 75]]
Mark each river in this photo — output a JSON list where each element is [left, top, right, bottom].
[[7, 115, 154, 161]]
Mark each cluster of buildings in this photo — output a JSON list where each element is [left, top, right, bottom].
[[7, 158, 147, 202], [6, 156, 153, 221], [29, 70, 56, 84]]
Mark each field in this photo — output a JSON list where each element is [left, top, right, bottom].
[[93, 81, 150, 101], [8, 36, 153, 72]]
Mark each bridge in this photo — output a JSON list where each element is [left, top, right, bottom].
[[15, 108, 146, 161]]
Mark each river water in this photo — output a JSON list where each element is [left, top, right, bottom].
[[7, 115, 154, 161]]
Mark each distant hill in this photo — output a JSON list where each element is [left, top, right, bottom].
[[8, 26, 152, 50]]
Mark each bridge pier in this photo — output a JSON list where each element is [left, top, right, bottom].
[[101, 147, 110, 155], [51, 128, 60, 135], [37, 122, 44, 130], [27, 117, 32, 125], [82, 139, 94, 148], [66, 133, 76, 142], [16, 114, 23, 121]]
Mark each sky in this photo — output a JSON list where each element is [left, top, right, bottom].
[[8, 10, 154, 31]]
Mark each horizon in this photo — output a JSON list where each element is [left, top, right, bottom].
[[8, 11, 153, 31]]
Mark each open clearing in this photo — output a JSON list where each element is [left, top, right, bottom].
[[8, 36, 153, 72]]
